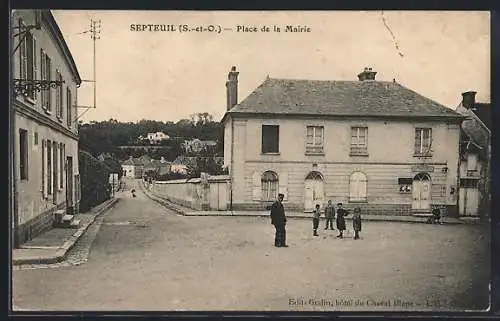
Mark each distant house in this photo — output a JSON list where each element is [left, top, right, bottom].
[[455, 91, 490, 219], [221, 66, 465, 214], [183, 138, 218, 154], [143, 157, 171, 176], [121, 156, 144, 178], [171, 156, 197, 174], [138, 154, 152, 165], [145, 132, 169, 144]]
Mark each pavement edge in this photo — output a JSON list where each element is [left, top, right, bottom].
[[13, 197, 121, 266]]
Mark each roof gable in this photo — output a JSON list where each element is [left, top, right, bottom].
[[227, 78, 462, 120]]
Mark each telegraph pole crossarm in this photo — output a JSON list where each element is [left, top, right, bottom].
[[76, 18, 101, 120]]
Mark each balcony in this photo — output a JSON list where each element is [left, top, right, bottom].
[[349, 146, 368, 157], [305, 145, 324, 156]]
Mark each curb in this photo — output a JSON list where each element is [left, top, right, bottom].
[[13, 197, 120, 266], [141, 186, 484, 226]]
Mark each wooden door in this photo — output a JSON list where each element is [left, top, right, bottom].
[[304, 180, 314, 212], [412, 173, 431, 211], [66, 156, 73, 214]]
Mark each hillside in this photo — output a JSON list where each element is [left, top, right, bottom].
[[78, 113, 223, 161]]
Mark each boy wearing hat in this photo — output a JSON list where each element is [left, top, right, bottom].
[[312, 204, 321, 236], [352, 207, 363, 240], [336, 203, 349, 239]]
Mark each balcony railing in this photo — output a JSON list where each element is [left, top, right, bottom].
[[350, 146, 368, 156], [305, 145, 324, 155]]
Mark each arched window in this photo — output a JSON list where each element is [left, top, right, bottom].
[[349, 171, 367, 202], [261, 171, 279, 201]]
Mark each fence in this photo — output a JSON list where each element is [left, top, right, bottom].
[[151, 175, 230, 211]]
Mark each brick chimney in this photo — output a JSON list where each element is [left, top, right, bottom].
[[226, 66, 239, 111], [357, 67, 377, 81], [461, 91, 477, 109]]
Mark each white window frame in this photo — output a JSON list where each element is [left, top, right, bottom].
[[351, 127, 368, 148], [415, 128, 432, 155], [261, 171, 279, 201], [305, 126, 324, 154]]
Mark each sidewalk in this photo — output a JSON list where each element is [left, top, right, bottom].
[[142, 184, 483, 226], [12, 196, 121, 266]]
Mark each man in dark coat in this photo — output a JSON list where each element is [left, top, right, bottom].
[[336, 203, 349, 239], [324, 200, 335, 230], [270, 193, 288, 247]]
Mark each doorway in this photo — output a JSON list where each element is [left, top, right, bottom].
[[304, 171, 324, 212], [412, 172, 431, 211], [66, 156, 73, 214]]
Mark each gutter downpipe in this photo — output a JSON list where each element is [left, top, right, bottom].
[[10, 11, 19, 249], [230, 116, 234, 213]]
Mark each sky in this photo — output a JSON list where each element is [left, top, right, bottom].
[[51, 10, 490, 123]]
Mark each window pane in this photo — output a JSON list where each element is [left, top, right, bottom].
[[351, 135, 358, 145], [414, 129, 422, 153], [262, 125, 279, 153], [316, 127, 323, 139]]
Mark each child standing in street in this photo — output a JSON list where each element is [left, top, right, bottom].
[[312, 204, 321, 236], [336, 203, 349, 239], [352, 207, 362, 240]]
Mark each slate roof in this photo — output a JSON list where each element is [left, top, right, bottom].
[[172, 156, 197, 166], [472, 103, 491, 129], [144, 159, 171, 168], [121, 158, 144, 166], [225, 78, 463, 120], [455, 103, 490, 150]]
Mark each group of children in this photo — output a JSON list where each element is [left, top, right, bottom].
[[312, 200, 363, 240]]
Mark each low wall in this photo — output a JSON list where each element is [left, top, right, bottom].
[[151, 175, 230, 211]]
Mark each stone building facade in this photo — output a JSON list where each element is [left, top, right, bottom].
[[222, 67, 464, 215]]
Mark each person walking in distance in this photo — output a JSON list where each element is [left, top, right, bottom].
[[312, 204, 321, 236], [270, 193, 288, 247], [352, 207, 363, 240], [324, 200, 335, 230], [336, 203, 349, 239]]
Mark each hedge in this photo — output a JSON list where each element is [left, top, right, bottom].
[[79, 150, 113, 212]]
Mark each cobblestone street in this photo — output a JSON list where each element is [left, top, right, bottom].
[[12, 181, 490, 312]]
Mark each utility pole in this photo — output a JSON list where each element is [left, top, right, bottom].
[[76, 18, 101, 119], [91, 19, 101, 109]]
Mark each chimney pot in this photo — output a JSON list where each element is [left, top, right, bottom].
[[226, 66, 239, 111], [358, 67, 377, 81], [461, 91, 477, 109]]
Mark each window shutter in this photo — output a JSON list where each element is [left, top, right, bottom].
[[414, 129, 420, 154], [278, 172, 288, 201], [252, 171, 261, 201], [40, 49, 45, 108], [41, 139, 47, 198], [32, 36, 37, 99]]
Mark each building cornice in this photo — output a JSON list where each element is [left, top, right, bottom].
[[227, 112, 465, 123], [13, 100, 79, 141]]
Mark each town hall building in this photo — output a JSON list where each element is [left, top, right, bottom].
[[221, 66, 465, 216]]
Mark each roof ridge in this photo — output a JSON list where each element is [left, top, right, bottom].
[[267, 77, 395, 84]]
